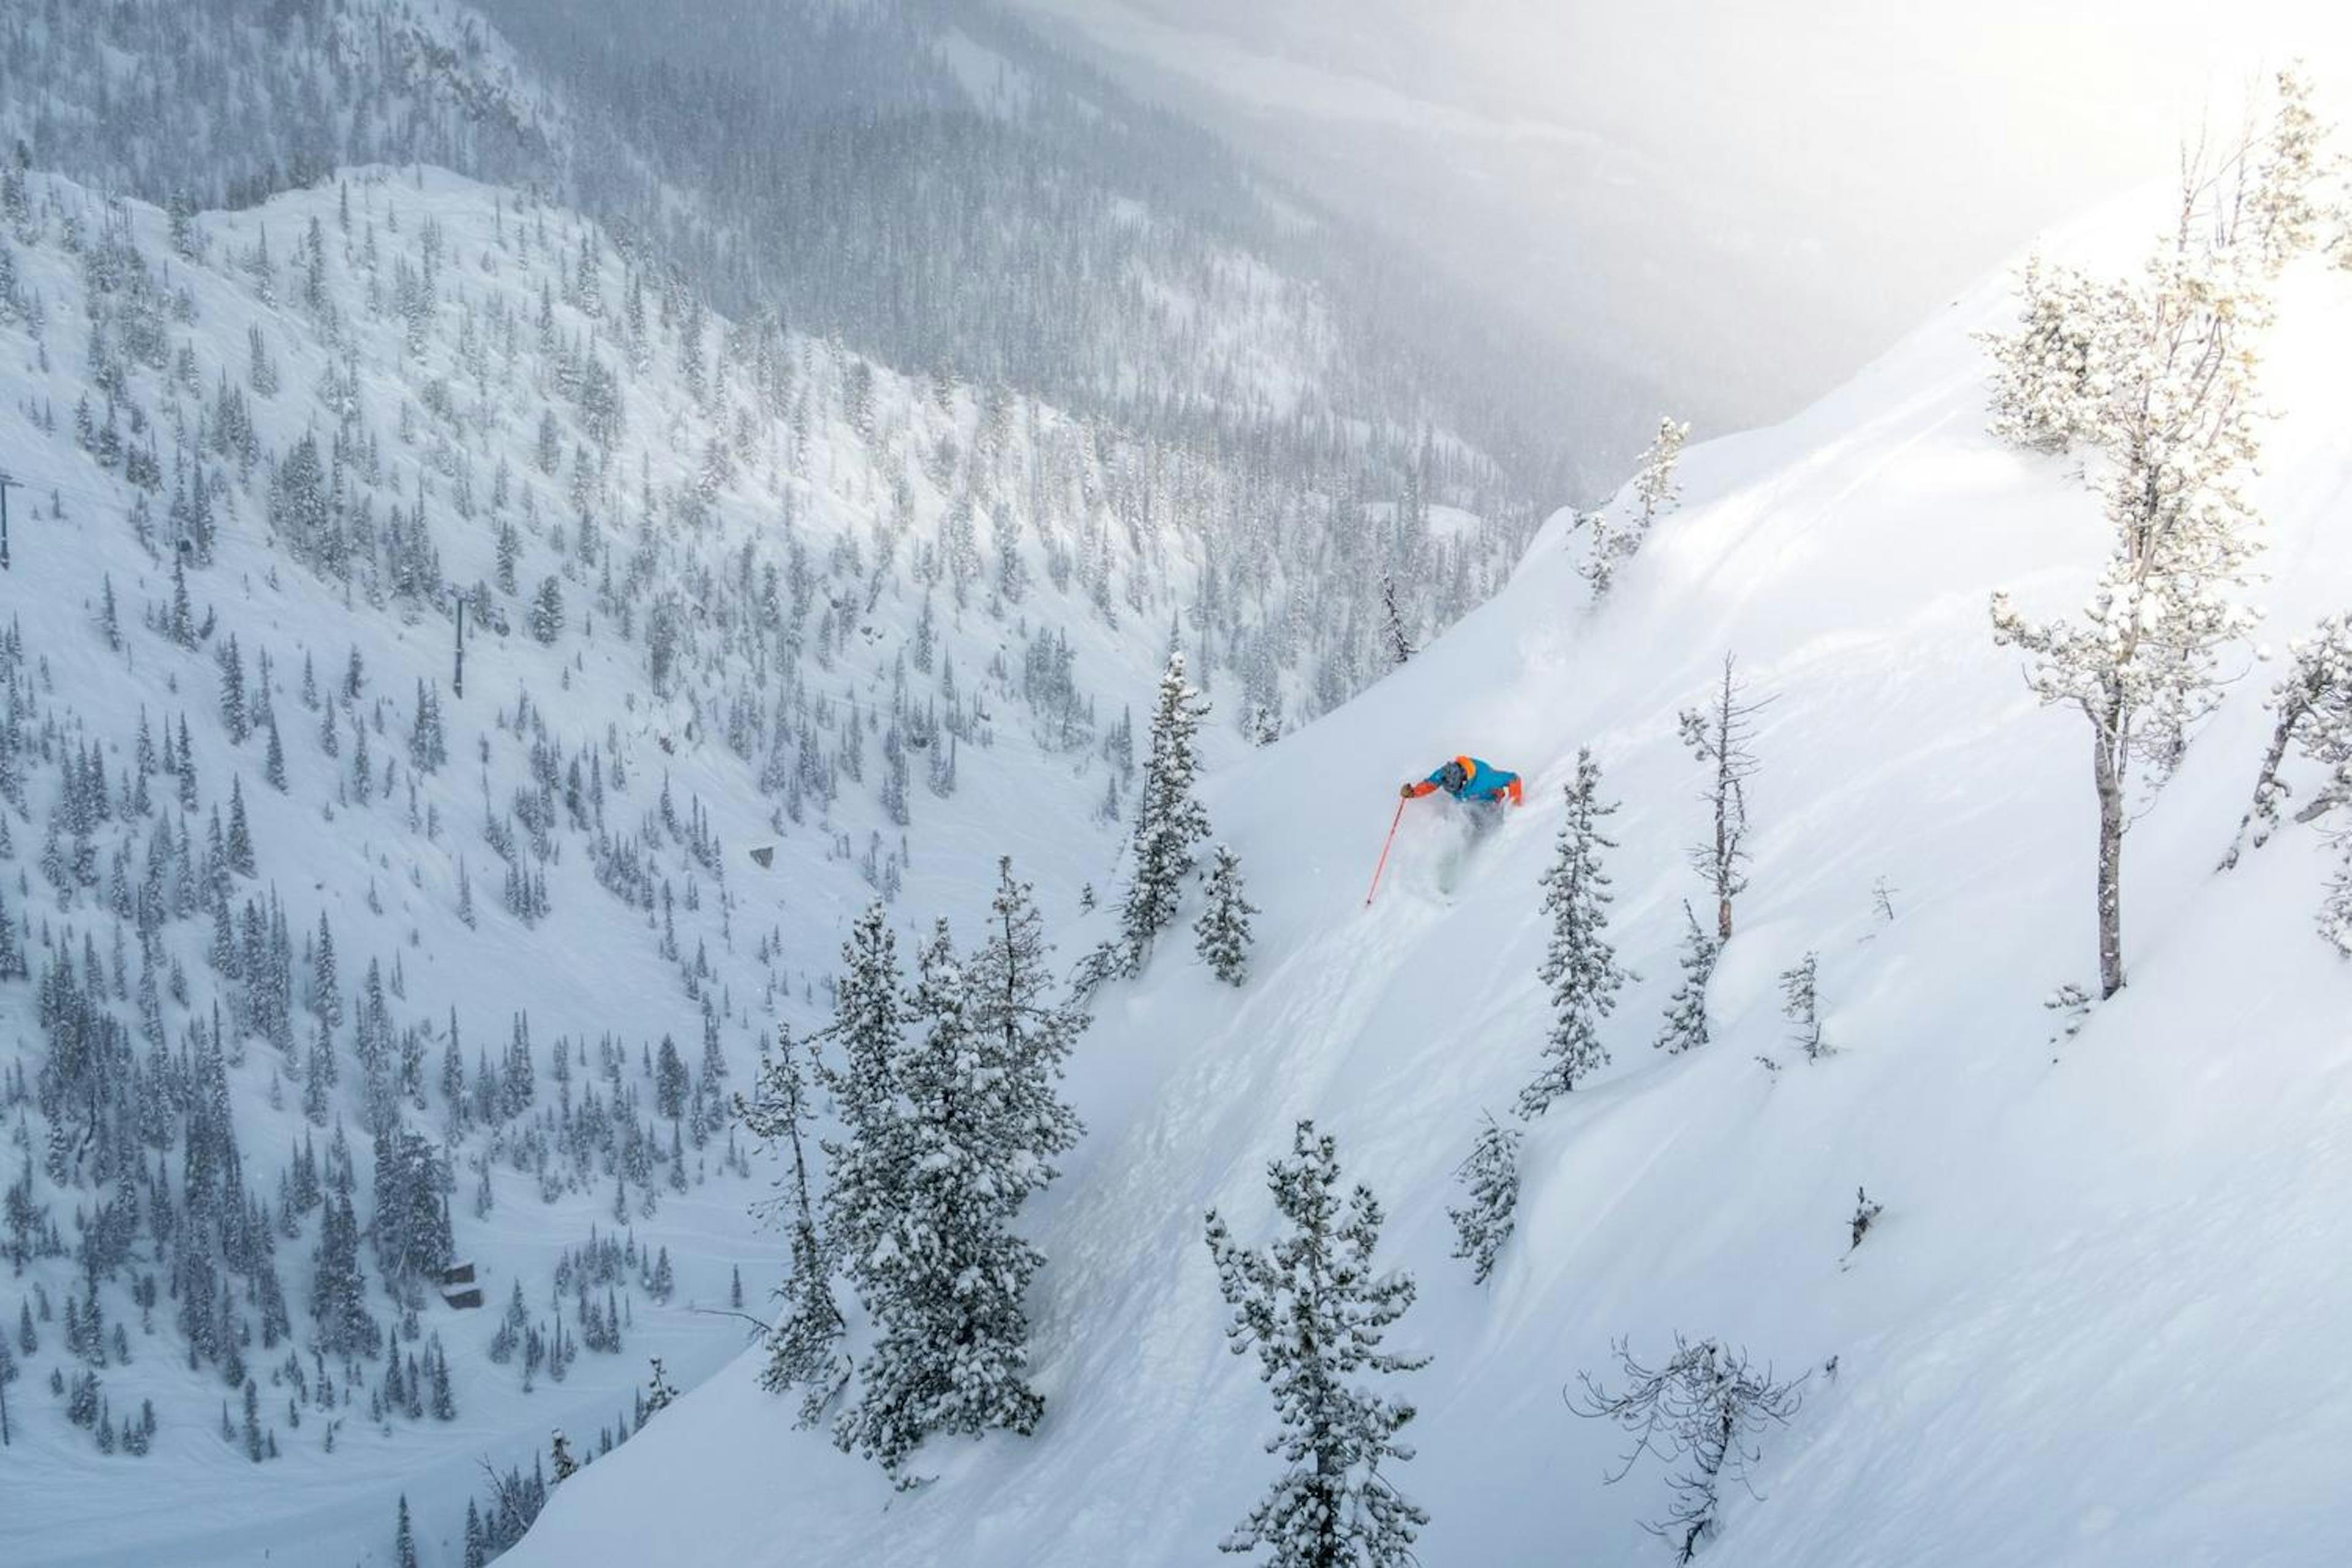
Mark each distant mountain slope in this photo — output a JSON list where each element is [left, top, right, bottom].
[[0, 0, 564, 203], [474, 0, 1643, 496], [503, 194, 2352, 1567], [1, 0, 1625, 508]]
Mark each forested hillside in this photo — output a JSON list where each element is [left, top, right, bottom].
[[0, 0, 1628, 507], [0, 119, 1544, 1558]]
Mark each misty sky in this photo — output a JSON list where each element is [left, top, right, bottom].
[[1000, 0, 2352, 429]]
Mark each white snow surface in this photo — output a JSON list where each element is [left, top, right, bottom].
[[507, 203, 2352, 1567]]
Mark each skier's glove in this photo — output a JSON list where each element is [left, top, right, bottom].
[[1399, 782, 1416, 799]]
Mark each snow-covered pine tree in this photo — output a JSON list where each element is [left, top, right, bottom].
[[409, 680, 445, 774], [810, 905, 919, 1442], [1520, 749, 1629, 1115], [0, 1332, 15, 1447], [1678, 653, 1768, 941], [1205, 1119, 1428, 1566], [1586, 414, 1689, 598], [736, 1024, 849, 1426], [309, 1188, 377, 1357], [1194, 844, 1258, 986], [2244, 66, 2333, 277], [530, 576, 565, 645], [1632, 415, 1688, 531], [826, 913, 1054, 1483], [1378, 575, 1414, 666], [967, 858, 1088, 1186], [2220, 613, 2352, 870], [1990, 89, 2320, 998], [1121, 650, 1212, 973], [1779, 951, 1826, 1061], [1446, 1111, 1521, 1286], [1655, 901, 1719, 1055], [1978, 251, 2118, 454]]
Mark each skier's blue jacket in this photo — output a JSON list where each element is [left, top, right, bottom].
[[1404, 755, 1523, 805]]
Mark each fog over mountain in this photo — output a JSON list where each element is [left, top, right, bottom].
[[1003, 0, 2352, 428]]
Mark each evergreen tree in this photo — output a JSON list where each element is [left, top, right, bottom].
[[2221, 612, 2352, 871], [0, 888, 23, 982], [0, 1333, 16, 1447], [1205, 1120, 1428, 1566], [826, 915, 1053, 1482], [225, 778, 256, 876], [1520, 750, 1629, 1116], [263, 714, 287, 793], [394, 1494, 418, 1568], [309, 1189, 377, 1356], [1655, 902, 1719, 1055], [218, 635, 248, 742], [409, 680, 446, 774], [311, 914, 342, 1027], [1779, 951, 1826, 1061], [1446, 1112, 1521, 1286], [530, 576, 565, 644], [654, 1036, 688, 1121], [1378, 576, 1414, 666], [1980, 252, 2108, 454], [814, 905, 913, 1434], [1121, 651, 1212, 971], [966, 858, 1088, 1184], [738, 1025, 850, 1426], [1586, 414, 1689, 598], [1194, 845, 1259, 986], [371, 1126, 452, 1283]]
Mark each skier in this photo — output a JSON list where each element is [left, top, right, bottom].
[[1401, 755, 1523, 808]]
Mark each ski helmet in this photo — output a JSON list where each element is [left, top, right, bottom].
[[1439, 759, 1468, 793]]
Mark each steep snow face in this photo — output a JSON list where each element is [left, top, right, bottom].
[[508, 205, 2352, 1566]]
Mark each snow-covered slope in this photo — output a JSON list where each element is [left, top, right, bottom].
[[506, 203, 2352, 1567]]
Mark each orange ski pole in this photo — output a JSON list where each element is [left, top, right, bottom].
[[1364, 798, 1406, 907]]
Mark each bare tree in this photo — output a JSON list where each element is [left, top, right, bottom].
[[1678, 654, 1771, 941], [1571, 1336, 1806, 1563]]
